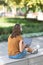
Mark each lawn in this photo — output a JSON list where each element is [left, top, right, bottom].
[[0, 17, 43, 41], [0, 17, 43, 33]]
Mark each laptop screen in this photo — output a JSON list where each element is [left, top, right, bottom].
[[23, 37, 32, 46]]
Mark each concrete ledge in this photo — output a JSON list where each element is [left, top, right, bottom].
[[0, 49, 43, 65]]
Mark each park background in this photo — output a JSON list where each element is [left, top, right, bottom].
[[0, 0, 43, 42]]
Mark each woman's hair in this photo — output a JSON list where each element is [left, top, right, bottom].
[[11, 24, 21, 38]]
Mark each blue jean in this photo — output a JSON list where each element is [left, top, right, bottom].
[[9, 50, 27, 59]]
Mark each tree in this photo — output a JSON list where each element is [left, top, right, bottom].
[[37, 0, 43, 12], [22, 0, 35, 18], [1, 0, 43, 17], [0, 0, 7, 5], [12, 0, 22, 5]]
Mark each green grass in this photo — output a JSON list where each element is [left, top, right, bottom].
[[0, 17, 43, 33], [0, 17, 43, 41], [0, 22, 14, 27]]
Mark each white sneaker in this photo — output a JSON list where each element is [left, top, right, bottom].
[[31, 48, 38, 54]]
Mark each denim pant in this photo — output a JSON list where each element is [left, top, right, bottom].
[[9, 50, 27, 59]]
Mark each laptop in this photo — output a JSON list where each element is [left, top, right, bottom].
[[23, 37, 32, 46]]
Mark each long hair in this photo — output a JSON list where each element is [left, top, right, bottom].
[[11, 24, 21, 38]]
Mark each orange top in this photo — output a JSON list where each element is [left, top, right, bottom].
[[8, 35, 22, 56]]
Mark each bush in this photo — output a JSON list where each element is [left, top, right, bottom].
[[0, 34, 9, 42], [0, 18, 43, 35], [0, 18, 43, 41], [0, 26, 13, 34]]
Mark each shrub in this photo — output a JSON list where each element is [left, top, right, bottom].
[[0, 18, 43, 41], [0, 34, 9, 42], [0, 26, 13, 35]]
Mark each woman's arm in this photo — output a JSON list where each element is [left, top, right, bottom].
[[19, 40, 26, 52]]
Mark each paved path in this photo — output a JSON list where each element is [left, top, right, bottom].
[[0, 36, 43, 56]]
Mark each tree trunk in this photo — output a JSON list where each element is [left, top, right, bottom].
[[24, 6, 29, 19]]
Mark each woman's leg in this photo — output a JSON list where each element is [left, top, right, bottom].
[[25, 47, 38, 54], [25, 47, 33, 52], [24, 42, 38, 54], [9, 50, 27, 59], [22, 42, 33, 53]]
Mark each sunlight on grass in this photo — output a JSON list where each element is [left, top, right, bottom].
[[0, 22, 25, 27], [0, 17, 5, 22], [0, 17, 25, 27], [0, 22, 15, 27]]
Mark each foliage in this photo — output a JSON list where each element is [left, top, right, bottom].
[[0, 18, 43, 41], [0, 26, 12, 34], [0, 0, 43, 17], [12, 0, 22, 5], [0, 34, 9, 42], [0, 18, 43, 35]]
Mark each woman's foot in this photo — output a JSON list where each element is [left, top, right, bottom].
[[26, 47, 38, 54], [31, 48, 38, 54]]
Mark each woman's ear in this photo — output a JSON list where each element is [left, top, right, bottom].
[[21, 27, 22, 32], [20, 25, 22, 32]]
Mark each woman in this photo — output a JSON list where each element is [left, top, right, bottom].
[[8, 24, 38, 59]]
